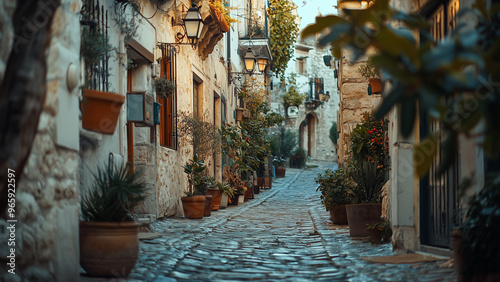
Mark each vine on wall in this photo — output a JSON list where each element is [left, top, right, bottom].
[[268, 0, 299, 78]]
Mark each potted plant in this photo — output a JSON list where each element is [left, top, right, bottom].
[[357, 59, 383, 95], [80, 27, 125, 135], [153, 77, 174, 98], [345, 159, 386, 237], [290, 147, 306, 168], [204, 176, 224, 211], [367, 217, 392, 244], [273, 156, 286, 178], [182, 154, 208, 219], [80, 162, 146, 277], [208, 0, 238, 33], [217, 181, 234, 209], [315, 168, 355, 225]]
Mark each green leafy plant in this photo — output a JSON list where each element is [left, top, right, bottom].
[[330, 121, 338, 145], [81, 163, 147, 222], [292, 147, 307, 168], [178, 111, 221, 160], [183, 154, 208, 196], [348, 159, 386, 203], [357, 59, 381, 79], [459, 173, 500, 281], [268, 126, 298, 161], [282, 73, 307, 119], [268, 0, 299, 77], [315, 168, 355, 210], [301, 0, 500, 177], [217, 181, 235, 198], [349, 112, 388, 170], [80, 27, 113, 89], [153, 77, 175, 98]]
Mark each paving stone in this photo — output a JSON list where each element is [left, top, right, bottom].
[[83, 162, 457, 282]]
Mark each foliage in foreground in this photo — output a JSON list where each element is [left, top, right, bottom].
[[81, 163, 146, 222]]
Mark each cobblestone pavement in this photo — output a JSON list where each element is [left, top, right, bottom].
[[82, 162, 456, 281]]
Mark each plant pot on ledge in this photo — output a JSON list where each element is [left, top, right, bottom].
[[368, 78, 383, 95], [209, 4, 230, 32], [81, 89, 125, 135]]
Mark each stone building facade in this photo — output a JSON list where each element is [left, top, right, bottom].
[[270, 39, 339, 163], [1, 0, 272, 279]]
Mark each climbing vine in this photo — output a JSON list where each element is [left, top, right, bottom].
[[268, 0, 299, 78]]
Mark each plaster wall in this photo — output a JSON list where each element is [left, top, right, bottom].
[[0, 0, 81, 280]]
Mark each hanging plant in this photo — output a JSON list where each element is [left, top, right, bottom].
[[268, 0, 299, 77], [210, 0, 239, 26], [153, 77, 174, 98]]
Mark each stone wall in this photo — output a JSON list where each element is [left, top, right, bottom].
[[337, 51, 381, 166], [0, 0, 81, 280]]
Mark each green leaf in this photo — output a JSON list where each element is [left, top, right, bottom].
[[374, 84, 404, 119], [413, 134, 438, 178], [301, 15, 348, 39]]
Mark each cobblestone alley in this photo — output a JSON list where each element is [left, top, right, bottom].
[[82, 162, 456, 281]]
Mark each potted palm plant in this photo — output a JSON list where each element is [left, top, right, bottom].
[[80, 162, 147, 277], [182, 154, 209, 219], [345, 160, 386, 237]]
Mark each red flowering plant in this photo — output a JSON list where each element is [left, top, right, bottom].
[[349, 112, 389, 171]]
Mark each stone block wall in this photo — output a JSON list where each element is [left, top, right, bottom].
[[0, 0, 81, 280]]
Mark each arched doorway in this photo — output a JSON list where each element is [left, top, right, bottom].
[[299, 113, 317, 158]]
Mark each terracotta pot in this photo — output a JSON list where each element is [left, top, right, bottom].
[[204, 195, 213, 217], [329, 205, 348, 225], [181, 195, 206, 219], [220, 193, 229, 209], [275, 167, 286, 178], [207, 188, 223, 211], [368, 78, 383, 95], [81, 89, 125, 134], [80, 221, 139, 277], [369, 228, 382, 244], [345, 203, 382, 237]]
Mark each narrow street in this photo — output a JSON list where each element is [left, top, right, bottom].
[[82, 162, 456, 281]]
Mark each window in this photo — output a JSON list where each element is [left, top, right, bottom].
[[158, 44, 177, 149], [297, 58, 306, 75], [193, 81, 200, 120], [81, 0, 109, 91], [314, 78, 324, 99]]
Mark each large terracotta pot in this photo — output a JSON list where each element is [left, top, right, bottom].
[[207, 188, 223, 211], [80, 221, 139, 277], [204, 195, 213, 217], [345, 203, 382, 237], [275, 167, 286, 178], [329, 205, 348, 225], [181, 195, 206, 219], [81, 89, 125, 134]]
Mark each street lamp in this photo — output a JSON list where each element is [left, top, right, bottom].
[[182, 4, 204, 46], [243, 48, 256, 73], [257, 56, 269, 73]]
